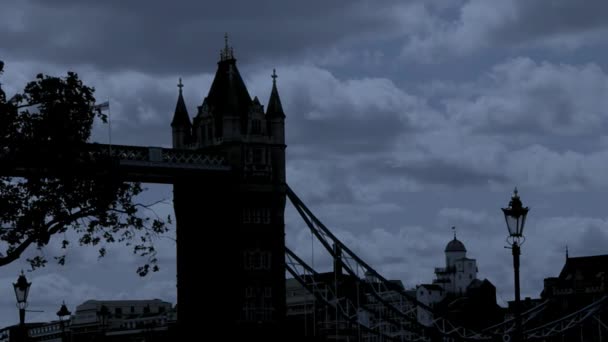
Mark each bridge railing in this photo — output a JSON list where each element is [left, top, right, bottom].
[[0, 142, 230, 181], [85, 144, 229, 170]]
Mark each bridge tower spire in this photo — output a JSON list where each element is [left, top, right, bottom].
[[171, 77, 192, 148]]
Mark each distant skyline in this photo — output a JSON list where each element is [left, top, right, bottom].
[[2, 0, 608, 327]]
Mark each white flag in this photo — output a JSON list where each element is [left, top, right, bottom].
[[94, 101, 110, 111]]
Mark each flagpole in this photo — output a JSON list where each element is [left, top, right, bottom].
[[108, 98, 112, 155]]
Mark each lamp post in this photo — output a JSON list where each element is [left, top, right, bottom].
[[57, 301, 71, 342], [501, 188, 529, 342], [96, 305, 109, 341], [13, 270, 31, 342]]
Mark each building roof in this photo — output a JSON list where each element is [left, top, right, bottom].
[[266, 69, 285, 118], [170, 80, 191, 128], [445, 237, 467, 253], [205, 53, 252, 118], [76, 299, 172, 312], [559, 254, 608, 280], [420, 284, 444, 292]]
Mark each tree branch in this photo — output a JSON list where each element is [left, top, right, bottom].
[[0, 206, 103, 267], [0, 235, 35, 267]]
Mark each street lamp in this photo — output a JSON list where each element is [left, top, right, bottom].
[[501, 188, 529, 342], [13, 270, 31, 342], [57, 301, 71, 342], [96, 305, 110, 341]]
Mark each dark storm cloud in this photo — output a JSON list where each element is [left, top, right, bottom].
[[401, 0, 608, 60], [378, 158, 508, 187], [1, 0, 406, 74], [498, 1, 608, 46], [289, 115, 407, 155]]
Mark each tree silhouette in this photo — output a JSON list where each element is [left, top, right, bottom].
[[0, 61, 169, 275]]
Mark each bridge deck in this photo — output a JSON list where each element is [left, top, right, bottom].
[[0, 143, 230, 184]]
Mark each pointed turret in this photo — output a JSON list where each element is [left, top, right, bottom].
[[206, 35, 251, 117], [204, 34, 252, 140], [266, 69, 286, 148], [171, 78, 192, 148], [266, 69, 285, 118]]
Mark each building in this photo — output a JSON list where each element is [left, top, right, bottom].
[[171, 38, 287, 337], [285, 272, 365, 341], [286, 269, 419, 341], [69, 299, 175, 342], [362, 276, 418, 341], [0, 323, 46, 342], [534, 254, 608, 341], [417, 233, 478, 325], [28, 320, 70, 342], [416, 233, 502, 329], [434, 234, 478, 295]]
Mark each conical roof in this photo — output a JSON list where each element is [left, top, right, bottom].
[[171, 79, 191, 128], [266, 69, 285, 118], [205, 55, 252, 117]]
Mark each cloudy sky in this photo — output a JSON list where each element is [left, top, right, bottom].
[[2, 0, 608, 327]]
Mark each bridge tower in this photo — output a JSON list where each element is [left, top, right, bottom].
[[171, 39, 287, 337]]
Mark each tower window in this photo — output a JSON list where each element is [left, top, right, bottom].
[[252, 148, 263, 164], [263, 209, 271, 224], [243, 250, 272, 270], [251, 119, 261, 134], [243, 208, 270, 224], [243, 208, 251, 223]]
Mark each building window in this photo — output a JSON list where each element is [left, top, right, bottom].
[[200, 124, 206, 140], [264, 287, 272, 298], [243, 208, 271, 224], [253, 148, 263, 164], [261, 251, 272, 269], [263, 209, 271, 224], [243, 208, 251, 223], [143, 305, 150, 314], [243, 250, 272, 270], [115, 307, 122, 318], [251, 119, 261, 134], [253, 209, 262, 224], [130, 306, 135, 314]]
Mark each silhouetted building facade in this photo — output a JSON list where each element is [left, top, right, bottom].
[[285, 272, 365, 341], [70, 299, 175, 342], [534, 254, 608, 341], [171, 39, 287, 338], [0, 323, 45, 342]]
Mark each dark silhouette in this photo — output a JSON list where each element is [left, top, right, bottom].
[[0, 62, 169, 274], [171, 35, 287, 338], [502, 188, 530, 342]]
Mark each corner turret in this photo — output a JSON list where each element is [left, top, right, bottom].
[[266, 69, 285, 145], [171, 78, 192, 148]]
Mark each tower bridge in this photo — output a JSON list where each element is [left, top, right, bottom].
[[1, 41, 607, 341]]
